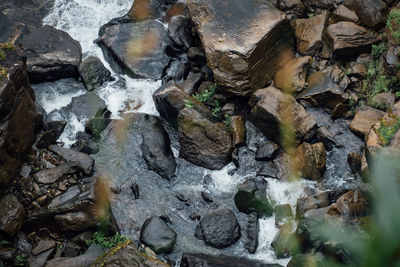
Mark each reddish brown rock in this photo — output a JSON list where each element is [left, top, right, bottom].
[[294, 13, 328, 56]]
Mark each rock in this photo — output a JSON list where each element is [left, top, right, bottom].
[[0, 0, 55, 27], [331, 4, 359, 23], [14, 232, 32, 255], [178, 108, 233, 170], [85, 117, 112, 139], [294, 142, 326, 180], [36, 120, 67, 149], [139, 216, 176, 254], [34, 162, 80, 184], [187, 47, 207, 67], [71, 137, 99, 155], [296, 66, 348, 109], [0, 247, 16, 262], [139, 115, 177, 180], [274, 56, 312, 94], [96, 243, 169, 267], [32, 240, 56, 256], [78, 56, 112, 91], [255, 141, 280, 161], [28, 247, 54, 267], [243, 213, 259, 254], [370, 92, 396, 110], [44, 245, 105, 267], [271, 227, 298, 259], [344, 0, 386, 29], [230, 115, 246, 147], [181, 73, 203, 95], [346, 62, 367, 79], [278, 0, 305, 16], [296, 192, 330, 218], [294, 13, 328, 56], [349, 106, 385, 137], [325, 22, 376, 56], [0, 12, 29, 45], [55, 211, 95, 232], [181, 253, 277, 267], [168, 13, 194, 49], [98, 19, 172, 79], [21, 25, 82, 83], [347, 152, 362, 176], [275, 204, 293, 227], [0, 47, 37, 195], [317, 126, 338, 150], [187, 0, 293, 95], [45, 178, 95, 215], [302, 0, 339, 9], [127, 0, 173, 20], [63, 91, 107, 120], [330, 190, 368, 218], [48, 145, 94, 175], [195, 209, 240, 249], [249, 87, 317, 145], [153, 81, 212, 127], [0, 194, 25, 236], [234, 179, 273, 217], [257, 161, 279, 179]]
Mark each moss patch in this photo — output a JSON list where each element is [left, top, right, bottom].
[[375, 116, 400, 146]]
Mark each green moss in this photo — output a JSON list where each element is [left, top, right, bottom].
[[14, 254, 26, 267], [387, 8, 400, 44], [184, 99, 193, 109], [211, 99, 221, 118], [371, 42, 387, 59], [86, 232, 128, 249], [376, 116, 400, 146]]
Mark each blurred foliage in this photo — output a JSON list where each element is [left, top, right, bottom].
[[375, 116, 400, 146], [387, 9, 400, 44], [86, 232, 128, 249], [13, 253, 26, 267]]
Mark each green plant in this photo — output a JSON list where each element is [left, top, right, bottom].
[[0, 67, 6, 80], [211, 99, 221, 118], [0, 240, 8, 246], [193, 84, 216, 103], [387, 8, 400, 44], [0, 43, 14, 61], [223, 114, 231, 129], [14, 254, 26, 267], [375, 116, 400, 146], [184, 99, 194, 109], [86, 232, 128, 249], [371, 42, 387, 59]]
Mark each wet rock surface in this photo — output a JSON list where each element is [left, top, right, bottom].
[[140, 216, 177, 254], [21, 25, 82, 83], [187, 0, 293, 95], [195, 209, 241, 249], [0, 194, 25, 236], [78, 56, 112, 91]]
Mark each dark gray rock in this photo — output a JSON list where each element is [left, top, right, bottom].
[[139, 216, 177, 254], [187, 47, 207, 67], [0, 194, 25, 236], [78, 56, 112, 91], [195, 209, 240, 248], [34, 161, 80, 184], [21, 25, 82, 83], [182, 73, 203, 95], [49, 145, 94, 175], [344, 0, 386, 29], [55, 211, 95, 233], [44, 245, 105, 267], [14, 231, 32, 255], [255, 142, 280, 161], [234, 179, 273, 217], [36, 120, 67, 149], [98, 19, 172, 79], [32, 240, 56, 256], [181, 253, 281, 267], [168, 14, 194, 49], [244, 213, 259, 253]]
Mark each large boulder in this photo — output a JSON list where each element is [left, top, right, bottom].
[[234, 179, 273, 217], [294, 13, 328, 56], [178, 108, 233, 170], [0, 194, 25, 236], [249, 87, 317, 145], [293, 142, 326, 180], [153, 81, 212, 127], [344, 0, 387, 29], [325, 22, 376, 56], [21, 25, 82, 83], [0, 46, 37, 194], [186, 0, 293, 95], [0, 0, 55, 27], [54, 211, 95, 233], [98, 19, 172, 79], [0, 12, 29, 45], [195, 209, 240, 249], [139, 216, 177, 254], [48, 145, 94, 175]]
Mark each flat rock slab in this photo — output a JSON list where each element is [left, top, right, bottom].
[[350, 106, 385, 137], [187, 0, 292, 95], [34, 161, 79, 184], [98, 19, 172, 79], [49, 145, 94, 175]]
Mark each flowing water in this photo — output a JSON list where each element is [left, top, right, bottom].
[[31, 0, 364, 265]]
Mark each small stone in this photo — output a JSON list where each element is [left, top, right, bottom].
[[32, 240, 56, 256], [255, 142, 280, 161]]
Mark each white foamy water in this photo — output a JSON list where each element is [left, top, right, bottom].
[[42, 0, 160, 144]]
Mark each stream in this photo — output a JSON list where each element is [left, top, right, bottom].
[[30, 0, 364, 265]]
